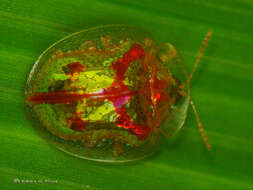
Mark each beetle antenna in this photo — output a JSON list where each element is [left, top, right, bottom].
[[190, 99, 211, 150], [181, 30, 212, 88]]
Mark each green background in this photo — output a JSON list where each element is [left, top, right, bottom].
[[0, 0, 253, 189]]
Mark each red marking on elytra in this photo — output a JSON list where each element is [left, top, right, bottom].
[[105, 43, 150, 139], [27, 89, 137, 104], [67, 62, 84, 80], [27, 91, 84, 104], [67, 113, 88, 131], [67, 62, 84, 74], [102, 85, 150, 140], [149, 53, 170, 105], [152, 77, 169, 103], [28, 43, 152, 140], [111, 43, 146, 82]]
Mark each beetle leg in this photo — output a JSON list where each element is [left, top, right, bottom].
[[190, 99, 211, 150]]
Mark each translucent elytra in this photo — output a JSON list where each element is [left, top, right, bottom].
[[25, 25, 189, 163]]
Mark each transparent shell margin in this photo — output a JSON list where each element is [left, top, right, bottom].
[[157, 42, 190, 138]]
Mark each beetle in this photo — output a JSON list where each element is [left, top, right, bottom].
[[25, 25, 212, 162]]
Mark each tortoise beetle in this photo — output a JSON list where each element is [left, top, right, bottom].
[[25, 25, 211, 162]]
